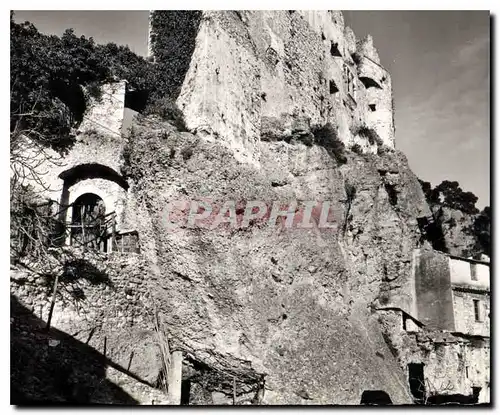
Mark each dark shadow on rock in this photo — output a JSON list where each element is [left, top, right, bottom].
[[10, 295, 138, 405]]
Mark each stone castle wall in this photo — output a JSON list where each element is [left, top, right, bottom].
[[410, 249, 490, 338], [151, 10, 395, 163], [11, 248, 163, 386]]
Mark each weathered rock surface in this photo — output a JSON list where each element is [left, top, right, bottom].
[[432, 206, 476, 257], [119, 117, 432, 404]]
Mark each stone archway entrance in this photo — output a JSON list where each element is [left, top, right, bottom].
[[70, 193, 108, 252]]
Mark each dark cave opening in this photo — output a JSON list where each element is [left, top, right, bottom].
[[408, 363, 425, 404], [360, 390, 393, 405]]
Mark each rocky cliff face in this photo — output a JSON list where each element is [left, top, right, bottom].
[[431, 206, 477, 257], [119, 115, 431, 404]]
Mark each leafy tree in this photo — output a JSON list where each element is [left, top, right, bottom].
[[10, 14, 154, 151], [149, 11, 203, 100], [473, 206, 491, 257], [418, 178, 489, 256], [418, 179, 479, 215], [432, 180, 479, 214]]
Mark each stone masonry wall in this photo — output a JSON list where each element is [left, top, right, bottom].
[[449, 257, 489, 288], [14, 82, 128, 202], [377, 309, 490, 403], [414, 249, 455, 331], [452, 289, 490, 337], [12, 81, 133, 234], [11, 247, 164, 386]]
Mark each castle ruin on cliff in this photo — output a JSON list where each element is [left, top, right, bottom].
[[148, 10, 395, 163], [11, 10, 490, 405]]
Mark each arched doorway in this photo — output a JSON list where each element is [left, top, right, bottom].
[[70, 193, 108, 252]]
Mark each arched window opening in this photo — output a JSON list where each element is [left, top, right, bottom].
[[59, 163, 129, 190], [70, 193, 110, 252]]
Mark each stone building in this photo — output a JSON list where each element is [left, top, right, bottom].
[[449, 254, 490, 337], [379, 249, 490, 404], [411, 249, 490, 337], [12, 81, 141, 253], [148, 10, 395, 163]]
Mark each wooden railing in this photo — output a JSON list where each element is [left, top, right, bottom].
[[11, 205, 140, 257], [68, 211, 118, 253]]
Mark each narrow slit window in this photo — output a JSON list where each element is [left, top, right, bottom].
[[470, 263, 478, 281], [473, 300, 482, 322]]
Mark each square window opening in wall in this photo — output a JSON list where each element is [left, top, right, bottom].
[[470, 263, 478, 281], [369, 104, 376, 112], [329, 80, 339, 94], [330, 41, 342, 57], [473, 299, 482, 322]]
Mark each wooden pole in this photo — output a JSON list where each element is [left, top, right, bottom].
[[111, 214, 116, 253], [168, 351, 183, 405], [45, 272, 60, 331]]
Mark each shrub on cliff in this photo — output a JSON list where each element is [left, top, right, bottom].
[[351, 124, 383, 146], [312, 123, 347, 165], [143, 96, 187, 131], [351, 144, 363, 155]]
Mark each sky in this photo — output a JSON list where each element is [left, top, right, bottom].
[[12, 10, 491, 208]]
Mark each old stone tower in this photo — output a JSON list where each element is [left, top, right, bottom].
[[148, 10, 395, 163]]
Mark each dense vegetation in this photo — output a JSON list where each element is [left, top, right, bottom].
[[10, 12, 188, 152], [149, 11, 202, 99], [419, 179, 490, 257]]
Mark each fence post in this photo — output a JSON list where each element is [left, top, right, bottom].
[[111, 213, 116, 253]]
